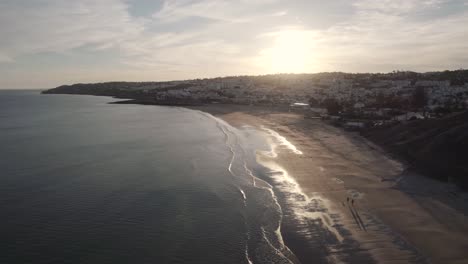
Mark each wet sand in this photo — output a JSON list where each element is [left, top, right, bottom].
[[190, 104, 468, 264]]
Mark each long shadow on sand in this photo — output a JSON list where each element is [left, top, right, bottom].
[[348, 205, 367, 232]]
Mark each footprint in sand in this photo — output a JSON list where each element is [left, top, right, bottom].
[[332, 177, 344, 184]]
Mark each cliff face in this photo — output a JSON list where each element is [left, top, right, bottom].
[[363, 111, 468, 188]]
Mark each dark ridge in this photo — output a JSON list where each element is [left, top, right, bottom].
[[111, 99, 202, 106], [41, 69, 468, 95], [362, 111, 468, 189]]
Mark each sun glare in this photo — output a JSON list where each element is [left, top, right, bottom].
[[259, 30, 315, 73]]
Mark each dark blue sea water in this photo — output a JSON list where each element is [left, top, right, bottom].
[[0, 90, 296, 264]]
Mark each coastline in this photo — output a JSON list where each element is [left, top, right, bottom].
[[38, 87, 468, 263], [188, 103, 468, 264]]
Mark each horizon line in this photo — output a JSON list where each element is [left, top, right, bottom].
[[1, 68, 467, 90]]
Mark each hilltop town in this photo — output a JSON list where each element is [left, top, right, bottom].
[[44, 70, 468, 128]]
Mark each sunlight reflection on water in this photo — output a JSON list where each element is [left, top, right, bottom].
[[255, 126, 347, 258]]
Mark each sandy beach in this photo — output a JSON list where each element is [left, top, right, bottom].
[[190, 104, 468, 264]]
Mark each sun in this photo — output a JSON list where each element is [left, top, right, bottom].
[[259, 30, 315, 73]]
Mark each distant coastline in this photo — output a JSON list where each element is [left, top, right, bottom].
[[42, 70, 468, 189]]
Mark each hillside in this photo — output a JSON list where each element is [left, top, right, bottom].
[[363, 111, 468, 189]]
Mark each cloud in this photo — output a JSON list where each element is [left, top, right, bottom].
[[1, 0, 468, 88], [0, 52, 12, 63], [153, 0, 280, 23], [254, 0, 468, 72], [125, 0, 164, 17], [352, 0, 444, 15], [0, 0, 145, 61]]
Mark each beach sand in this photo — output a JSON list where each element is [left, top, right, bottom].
[[190, 104, 468, 264]]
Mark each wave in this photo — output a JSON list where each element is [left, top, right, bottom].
[[260, 126, 303, 156], [200, 111, 299, 264]]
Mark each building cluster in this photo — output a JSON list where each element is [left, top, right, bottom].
[[140, 73, 468, 117], [48, 70, 468, 128]]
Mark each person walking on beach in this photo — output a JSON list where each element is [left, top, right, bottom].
[[351, 199, 354, 206], [347, 197, 349, 203]]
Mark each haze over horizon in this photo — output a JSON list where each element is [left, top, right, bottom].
[[1, 0, 468, 89]]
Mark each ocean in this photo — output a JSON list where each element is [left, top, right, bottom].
[[0, 90, 297, 264]]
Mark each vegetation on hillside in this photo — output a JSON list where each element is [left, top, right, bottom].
[[363, 111, 468, 189]]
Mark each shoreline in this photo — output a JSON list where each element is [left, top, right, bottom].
[[187, 103, 468, 264], [38, 89, 468, 263]]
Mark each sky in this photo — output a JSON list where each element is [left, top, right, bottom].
[[0, 0, 468, 89]]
